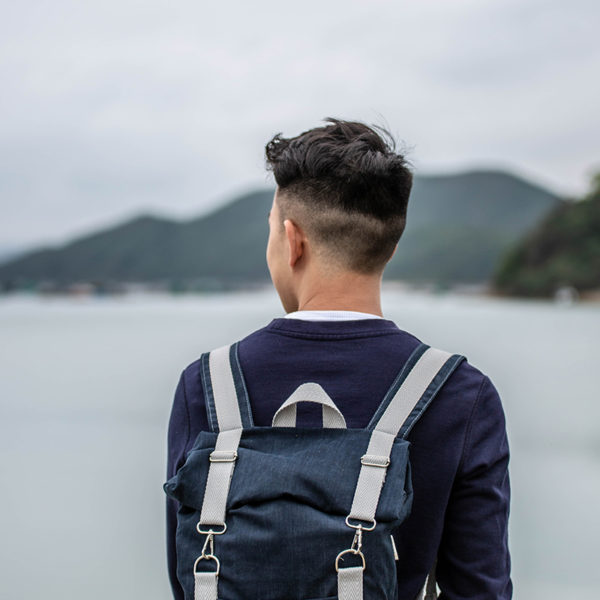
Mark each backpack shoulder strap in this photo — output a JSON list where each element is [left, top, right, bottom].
[[338, 345, 464, 599], [197, 341, 252, 534], [200, 341, 253, 432], [347, 343, 466, 526], [371, 342, 465, 440]]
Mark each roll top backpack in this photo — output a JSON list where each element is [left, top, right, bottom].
[[164, 340, 466, 600]]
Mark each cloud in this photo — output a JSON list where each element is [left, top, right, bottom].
[[1, 0, 598, 248]]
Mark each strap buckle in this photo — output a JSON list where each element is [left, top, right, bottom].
[[345, 515, 377, 531], [360, 454, 390, 467], [196, 522, 227, 535], [209, 450, 238, 462]]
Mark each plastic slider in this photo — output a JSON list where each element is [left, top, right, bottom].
[[360, 454, 390, 467], [209, 450, 238, 462]]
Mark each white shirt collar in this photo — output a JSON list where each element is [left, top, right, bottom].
[[283, 309, 383, 321]]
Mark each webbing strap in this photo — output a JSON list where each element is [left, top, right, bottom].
[[272, 382, 347, 428], [337, 565, 363, 600], [348, 347, 455, 524], [208, 344, 243, 431], [198, 344, 242, 530], [194, 572, 218, 600], [195, 344, 244, 600], [198, 428, 242, 526]]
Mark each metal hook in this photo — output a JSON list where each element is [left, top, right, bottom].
[[351, 524, 363, 553], [201, 532, 215, 558]]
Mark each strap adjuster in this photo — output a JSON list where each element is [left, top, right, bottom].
[[360, 454, 390, 468], [209, 450, 238, 462]]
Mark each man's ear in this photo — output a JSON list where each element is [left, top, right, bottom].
[[284, 218, 305, 268], [389, 243, 399, 261]]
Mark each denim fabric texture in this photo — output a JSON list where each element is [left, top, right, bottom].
[[164, 428, 412, 599]]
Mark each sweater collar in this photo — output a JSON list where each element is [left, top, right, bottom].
[[266, 313, 401, 336], [283, 309, 383, 321]]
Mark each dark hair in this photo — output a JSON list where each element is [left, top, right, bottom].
[[265, 117, 413, 273]]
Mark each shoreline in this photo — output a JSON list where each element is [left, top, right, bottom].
[[1, 280, 599, 305]]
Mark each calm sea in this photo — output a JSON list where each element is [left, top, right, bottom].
[[1, 286, 598, 599]]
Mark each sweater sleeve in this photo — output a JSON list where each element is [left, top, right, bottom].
[[165, 370, 188, 600], [437, 375, 513, 600]]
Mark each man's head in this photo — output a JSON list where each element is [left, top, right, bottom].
[[264, 117, 413, 312]]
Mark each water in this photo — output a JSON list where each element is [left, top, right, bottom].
[[0, 287, 598, 599]]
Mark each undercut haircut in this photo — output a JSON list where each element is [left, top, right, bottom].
[[264, 117, 413, 274]]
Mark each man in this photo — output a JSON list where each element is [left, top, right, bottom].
[[166, 118, 512, 599]]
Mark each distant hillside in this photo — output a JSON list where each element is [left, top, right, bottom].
[[0, 245, 26, 264], [387, 170, 561, 284], [492, 175, 600, 298], [0, 170, 561, 291]]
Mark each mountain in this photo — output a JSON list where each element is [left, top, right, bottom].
[[491, 175, 600, 298], [386, 170, 561, 284], [0, 170, 561, 291], [0, 245, 27, 264]]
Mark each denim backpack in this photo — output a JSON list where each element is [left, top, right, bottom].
[[164, 340, 465, 600]]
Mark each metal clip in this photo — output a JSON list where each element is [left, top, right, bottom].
[[335, 522, 368, 573], [335, 548, 366, 572], [201, 532, 215, 558], [192, 531, 221, 576], [351, 524, 363, 553], [193, 553, 220, 576]]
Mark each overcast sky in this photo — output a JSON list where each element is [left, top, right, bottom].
[[1, 0, 599, 250]]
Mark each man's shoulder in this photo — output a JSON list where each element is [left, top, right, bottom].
[[174, 320, 503, 449], [177, 318, 496, 410], [176, 321, 278, 386], [180, 317, 490, 370], [236, 318, 493, 386]]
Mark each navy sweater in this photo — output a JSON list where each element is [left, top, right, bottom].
[[166, 317, 512, 599]]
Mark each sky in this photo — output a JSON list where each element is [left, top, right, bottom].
[[1, 0, 599, 251]]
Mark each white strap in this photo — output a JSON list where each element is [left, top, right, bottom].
[[371, 347, 453, 437], [338, 565, 363, 600], [348, 347, 453, 523], [199, 344, 243, 528], [423, 563, 437, 599], [198, 428, 242, 527], [272, 382, 347, 428], [209, 344, 243, 431], [194, 572, 218, 600]]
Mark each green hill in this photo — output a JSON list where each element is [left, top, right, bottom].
[[492, 175, 600, 298], [387, 170, 560, 284], [0, 170, 561, 291]]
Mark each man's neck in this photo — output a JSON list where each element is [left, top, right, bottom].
[[294, 275, 384, 317], [296, 300, 383, 316]]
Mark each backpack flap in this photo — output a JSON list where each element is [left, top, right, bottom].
[[165, 428, 412, 525], [163, 431, 219, 509]]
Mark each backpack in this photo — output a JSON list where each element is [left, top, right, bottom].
[[163, 339, 466, 600]]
